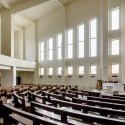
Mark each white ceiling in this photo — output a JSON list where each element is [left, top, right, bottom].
[[18, 0, 60, 22], [0, 0, 73, 28], [17, 0, 73, 21], [0, 0, 27, 9], [14, 0, 73, 27]]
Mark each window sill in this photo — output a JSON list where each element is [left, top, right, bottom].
[[58, 76, 62, 78], [68, 76, 72, 78], [78, 75, 83, 78], [90, 75, 95, 77], [112, 75, 118, 77], [48, 76, 52, 78]]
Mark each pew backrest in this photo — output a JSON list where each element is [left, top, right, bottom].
[[3, 104, 65, 125]]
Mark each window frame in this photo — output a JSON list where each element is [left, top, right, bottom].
[[89, 18, 97, 57], [111, 64, 119, 75], [57, 33, 62, 60], [78, 66, 84, 76], [67, 29, 73, 59], [48, 67, 53, 76], [47, 38, 53, 61], [77, 23, 85, 58], [39, 42, 45, 61], [110, 7, 120, 31], [90, 65, 97, 75], [57, 67, 62, 76], [110, 39, 120, 55], [39, 68, 44, 76], [67, 66, 73, 76]]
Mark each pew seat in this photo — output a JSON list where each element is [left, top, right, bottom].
[[31, 101, 125, 125], [10, 114, 32, 125], [36, 108, 89, 125], [3, 104, 68, 125]]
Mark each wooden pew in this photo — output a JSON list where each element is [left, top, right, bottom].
[[31, 101, 125, 125], [72, 97, 125, 110], [68, 90, 88, 97], [0, 100, 3, 118], [13, 91, 30, 112], [52, 98, 125, 117], [88, 91, 100, 97], [55, 91, 78, 101], [3, 104, 66, 125], [114, 94, 125, 97], [65, 85, 71, 90], [87, 96, 125, 104], [80, 90, 100, 97], [28, 91, 46, 104], [41, 91, 62, 103], [102, 95, 125, 100]]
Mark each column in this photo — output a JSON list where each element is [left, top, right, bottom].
[[1, 9, 14, 57], [1, 66, 16, 87], [99, 0, 109, 81], [121, 0, 125, 83]]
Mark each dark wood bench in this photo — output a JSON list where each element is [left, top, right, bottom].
[[72, 97, 125, 110], [28, 91, 46, 104], [42, 91, 63, 103], [68, 90, 88, 97], [102, 95, 125, 100], [52, 98, 125, 117], [87, 96, 125, 104], [81, 90, 100, 97], [31, 101, 125, 125], [13, 91, 30, 112], [3, 104, 65, 125], [55, 91, 78, 101], [0, 100, 3, 117], [114, 94, 125, 97]]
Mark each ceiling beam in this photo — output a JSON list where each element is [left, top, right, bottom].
[[11, 0, 49, 13], [0, 0, 10, 9], [54, 0, 64, 8]]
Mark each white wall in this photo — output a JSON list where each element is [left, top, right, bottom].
[[108, 0, 122, 82], [35, 0, 125, 90], [36, 0, 101, 89], [20, 71, 35, 84], [0, 0, 124, 89], [24, 24, 36, 61], [0, 54, 36, 68], [36, 8, 65, 85], [0, 18, 1, 54], [14, 30, 23, 59]]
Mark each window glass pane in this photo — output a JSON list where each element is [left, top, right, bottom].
[[90, 39, 97, 57], [48, 38, 53, 49], [90, 19, 97, 38], [49, 68, 53, 75], [40, 52, 44, 61], [48, 50, 53, 60], [40, 42, 44, 51], [40, 68, 44, 75], [68, 67, 73, 75], [58, 34, 62, 47], [68, 29, 73, 44], [68, 45, 73, 58], [58, 67, 62, 75], [90, 65, 97, 74], [78, 24, 84, 41], [58, 48, 62, 59], [112, 64, 119, 74], [79, 66, 84, 75], [111, 39, 119, 55], [79, 42, 84, 58], [111, 8, 119, 30]]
